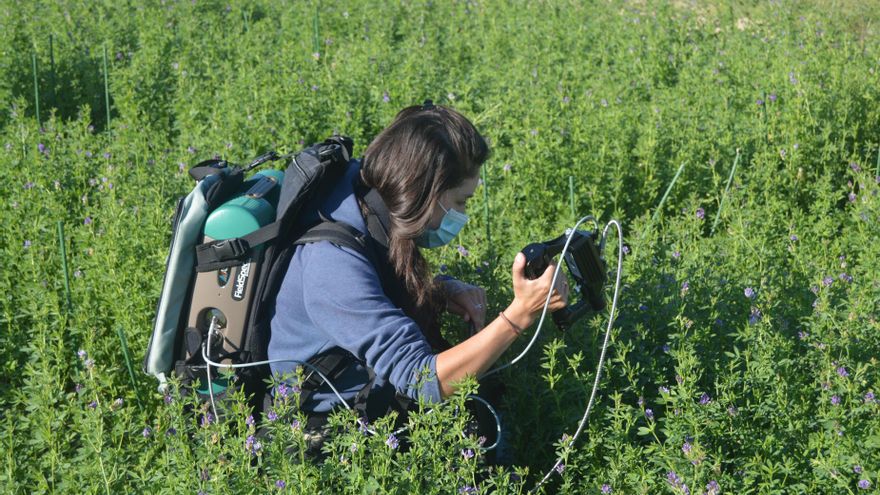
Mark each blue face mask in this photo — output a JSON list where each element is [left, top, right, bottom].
[[416, 202, 469, 248]]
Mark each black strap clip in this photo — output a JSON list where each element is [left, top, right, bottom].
[[197, 237, 250, 264]]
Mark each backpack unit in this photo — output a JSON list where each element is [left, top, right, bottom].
[[144, 136, 372, 413]]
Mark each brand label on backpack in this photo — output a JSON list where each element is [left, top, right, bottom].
[[233, 261, 251, 301]]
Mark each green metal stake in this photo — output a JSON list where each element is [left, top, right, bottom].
[[481, 164, 492, 257], [32, 52, 40, 128], [875, 144, 879, 177], [640, 161, 686, 241], [313, 6, 320, 55], [651, 161, 686, 223], [569, 175, 575, 219], [116, 326, 144, 412], [57, 221, 72, 311], [49, 35, 56, 109], [711, 149, 741, 236], [102, 44, 111, 128]]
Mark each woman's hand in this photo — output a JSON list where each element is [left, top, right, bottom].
[[440, 278, 488, 332], [508, 252, 569, 328]]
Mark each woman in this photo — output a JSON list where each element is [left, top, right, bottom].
[[268, 102, 568, 439]]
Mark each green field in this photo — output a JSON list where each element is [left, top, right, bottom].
[[2, 0, 879, 493]]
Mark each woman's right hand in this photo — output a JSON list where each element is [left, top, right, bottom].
[[508, 252, 569, 328]]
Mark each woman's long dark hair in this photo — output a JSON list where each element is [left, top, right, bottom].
[[360, 103, 489, 345]]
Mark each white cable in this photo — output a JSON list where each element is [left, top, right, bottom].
[[201, 323, 501, 448], [480, 215, 598, 380], [531, 219, 623, 493]]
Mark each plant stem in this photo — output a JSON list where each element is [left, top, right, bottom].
[[569, 175, 575, 220], [116, 326, 143, 412], [711, 149, 741, 236]]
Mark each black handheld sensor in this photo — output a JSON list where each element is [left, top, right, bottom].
[[522, 229, 607, 330]]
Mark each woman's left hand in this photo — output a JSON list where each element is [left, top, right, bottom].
[[440, 278, 487, 333]]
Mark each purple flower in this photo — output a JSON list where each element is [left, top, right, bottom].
[[439, 264, 448, 273], [84, 358, 94, 369], [275, 480, 286, 489], [457, 245, 469, 257], [837, 366, 849, 378], [822, 276, 834, 287], [798, 331, 808, 340], [672, 250, 681, 259], [749, 307, 762, 325], [667, 471, 682, 486], [276, 383, 289, 399], [201, 412, 214, 427], [23, 181, 35, 190], [382, 91, 390, 103], [116, 51, 123, 61], [555, 463, 565, 474], [700, 393, 711, 405], [166, 427, 177, 436], [779, 149, 787, 159], [728, 405, 738, 416], [77, 349, 87, 359], [312, 52, 320, 60], [695, 207, 705, 219], [503, 163, 512, 172], [660, 386, 670, 394], [839, 273, 853, 283], [290, 419, 301, 431], [645, 408, 654, 420], [639, 304, 648, 311], [682, 442, 692, 454], [849, 192, 857, 203], [458, 487, 477, 494], [385, 434, 399, 450], [756, 98, 764, 106], [311, 85, 319, 91], [831, 395, 840, 405], [865, 392, 875, 403], [461, 448, 474, 459], [789, 71, 798, 84], [854, 465, 863, 474], [142, 427, 152, 438], [601, 484, 612, 494], [84, 216, 93, 225], [859, 480, 871, 490], [88, 400, 98, 409], [744, 287, 755, 299], [769, 93, 777, 102], [530, 129, 538, 136], [267, 410, 278, 422], [706, 480, 720, 495], [74, 384, 83, 393], [790, 234, 799, 241], [164, 394, 173, 405], [622, 245, 630, 255], [103, 152, 111, 159], [851, 162, 862, 172], [112, 398, 124, 408], [38, 143, 46, 154]]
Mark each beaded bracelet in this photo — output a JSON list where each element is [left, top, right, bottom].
[[499, 311, 524, 337]]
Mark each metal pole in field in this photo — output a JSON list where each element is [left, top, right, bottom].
[[482, 164, 492, 257], [57, 221, 72, 311], [569, 175, 575, 219], [32, 52, 40, 128], [711, 148, 741, 236], [651, 161, 686, 224], [49, 35, 56, 109], [102, 44, 111, 128], [313, 6, 320, 54], [116, 326, 144, 412], [876, 144, 879, 177]]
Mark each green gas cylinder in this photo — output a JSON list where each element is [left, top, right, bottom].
[[185, 168, 284, 397]]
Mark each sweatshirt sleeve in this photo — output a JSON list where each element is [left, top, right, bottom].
[[297, 241, 442, 403]]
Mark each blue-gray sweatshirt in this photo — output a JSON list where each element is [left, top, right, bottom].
[[268, 159, 442, 413]]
